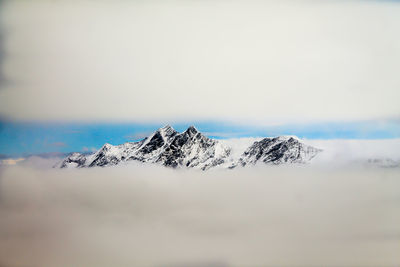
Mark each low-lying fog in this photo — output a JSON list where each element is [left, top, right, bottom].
[[0, 163, 399, 267]]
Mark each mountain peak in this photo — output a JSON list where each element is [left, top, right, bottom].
[[237, 135, 321, 167], [160, 124, 174, 131], [185, 125, 199, 135], [156, 124, 177, 137], [273, 135, 300, 142], [100, 143, 113, 151], [56, 125, 322, 170]]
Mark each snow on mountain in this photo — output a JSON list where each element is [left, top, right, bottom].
[[233, 136, 322, 168], [154, 126, 232, 170], [55, 125, 322, 170], [56, 125, 232, 170]]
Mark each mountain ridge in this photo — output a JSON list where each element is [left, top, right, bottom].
[[55, 125, 322, 170]]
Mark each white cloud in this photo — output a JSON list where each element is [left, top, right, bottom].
[[306, 138, 400, 164], [0, 0, 399, 123], [0, 157, 24, 165], [0, 164, 399, 266]]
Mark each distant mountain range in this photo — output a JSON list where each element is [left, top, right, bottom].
[[55, 125, 322, 170]]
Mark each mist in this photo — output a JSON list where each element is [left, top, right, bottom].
[[1, 164, 399, 267], [1, 0, 400, 123]]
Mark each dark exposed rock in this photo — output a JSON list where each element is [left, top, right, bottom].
[[55, 126, 321, 170], [237, 136, 321, 167]]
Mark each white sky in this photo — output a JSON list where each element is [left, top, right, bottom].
[[0, 0, 399, 123]]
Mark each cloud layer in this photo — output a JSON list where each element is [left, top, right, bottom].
[[0, 0, 399, 122], [0, 164, 399, 267]]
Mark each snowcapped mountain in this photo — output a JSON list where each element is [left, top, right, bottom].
[[55, 125, 322, 170], [233, 136, 322, 168], [55, 125, 232, 170]]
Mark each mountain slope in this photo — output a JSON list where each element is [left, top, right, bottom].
[[235, 136, 322, 167], [156, 126, 231, 170], [56, 125, 232, 170], [55, 126, 321, 170]]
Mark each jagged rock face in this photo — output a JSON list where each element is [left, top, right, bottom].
[[237, 136, 321, 166], [56, 125, 232, 170], [87, 142, 144, 167], [55, 152, 87, 168], [156, 126, 231, 170], [128, 126, 178, 162], [55, 126, 322, 170]]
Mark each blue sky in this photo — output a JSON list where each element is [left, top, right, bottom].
[[1, 119, 399, 157], [0, 1, 400, 157]]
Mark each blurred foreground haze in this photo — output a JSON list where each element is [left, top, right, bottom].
[[0, 164, 399, 267]]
